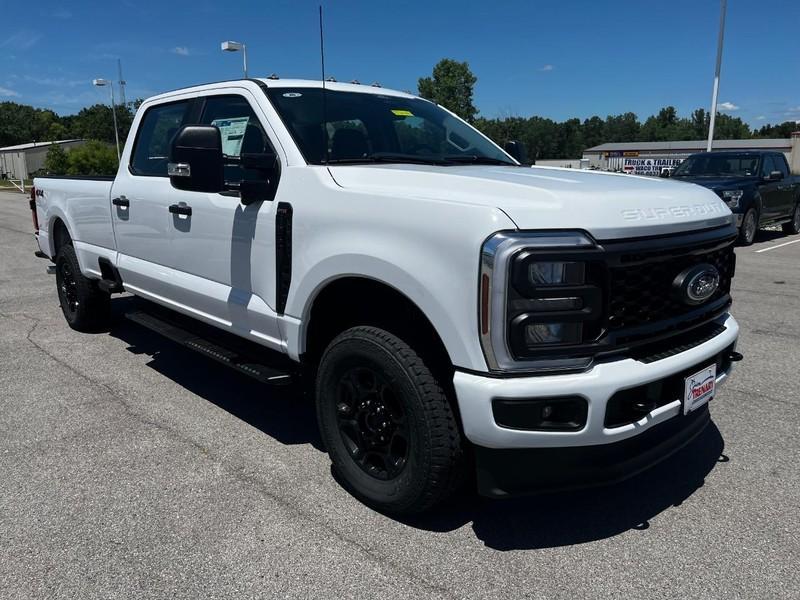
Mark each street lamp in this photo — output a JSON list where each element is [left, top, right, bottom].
[[221, 40, 248, 78], [93, 78, 121, 161]]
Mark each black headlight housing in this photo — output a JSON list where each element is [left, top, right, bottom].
[[506, 250, 604, 359]]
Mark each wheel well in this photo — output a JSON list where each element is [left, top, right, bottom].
[[304, 277, 455, 389], [51, 218, 71, 255]]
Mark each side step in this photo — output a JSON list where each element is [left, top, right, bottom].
[[125, 310, 293, 386]]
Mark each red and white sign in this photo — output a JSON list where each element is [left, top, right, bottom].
[[683, 364, 716, 414]]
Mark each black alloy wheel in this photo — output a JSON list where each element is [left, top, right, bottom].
[[335, 366, 410, 480], [315, 326, 465, 515]]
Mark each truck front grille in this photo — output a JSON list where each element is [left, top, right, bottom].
[[606, 243, 735, 330]]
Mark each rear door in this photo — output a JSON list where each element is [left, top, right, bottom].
[[758, 154, 783, 220], [773, 154, 795, 216], [111, 99, 192, 296], [162, 90, 284, 350]]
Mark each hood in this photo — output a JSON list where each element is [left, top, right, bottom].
[[328, 164, 733, 240]]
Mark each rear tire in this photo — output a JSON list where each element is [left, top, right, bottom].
[[738, 207, 758, 246], [782, 202, 800, 235], [315, 326, 465, 515], [55, 244, 111, 332]]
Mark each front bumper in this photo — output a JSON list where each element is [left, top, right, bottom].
[[453, 314, 739, 494]]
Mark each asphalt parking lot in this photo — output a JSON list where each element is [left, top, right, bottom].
[[1, 189, 798, 599]]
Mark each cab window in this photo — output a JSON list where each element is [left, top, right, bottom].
[[130, 101, 189, 176], [199, 95, 274, 185]]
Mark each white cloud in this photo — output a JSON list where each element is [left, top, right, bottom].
[[172, 46, 190, 56], [0, 31, 42, 50], [46, 8, 72, 19], [718, 101, 739, 111], [539, 64, 554, 72], [24, 75, 86, 87], [785, 106, 800, 115], [0, 86, 20, 97], [755, 115, 766, 120]]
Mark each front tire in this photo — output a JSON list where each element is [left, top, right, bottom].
[[738, 207, 758, 246], [315, 326, 464, 515], [55, 244, 111, 332], [782, 202, 800, 235]]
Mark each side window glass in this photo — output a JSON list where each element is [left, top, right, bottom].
[[200, 95, 272, 184], [775, 155, 789, 177], [761, 155, 775, 177], [130, 101, 188, 176]]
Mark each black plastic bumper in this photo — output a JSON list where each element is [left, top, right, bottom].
[[475, 405, 711, 498]]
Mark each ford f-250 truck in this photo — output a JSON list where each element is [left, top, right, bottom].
[[31, 78, 742, 514], [670, 150, 800, 246]]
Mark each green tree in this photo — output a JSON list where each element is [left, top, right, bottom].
[[604, 112, 641, 143], [418, 59, 479, 123], [64, 140, 118, 176], [43, 144, 70, 174], [754, 120, 798, 138], [582, 116, 606, 149]]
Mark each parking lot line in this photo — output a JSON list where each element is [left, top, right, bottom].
[[754, 238, 800, 253]]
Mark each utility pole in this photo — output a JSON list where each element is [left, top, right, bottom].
[[706, 0, 728, 152], [117, 59, 127, 107]]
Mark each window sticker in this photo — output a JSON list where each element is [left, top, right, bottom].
[[211, 116, 250, 156], [391, 109, 414, 117]]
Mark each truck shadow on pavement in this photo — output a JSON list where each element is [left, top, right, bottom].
[[403, 422, 726, 550], [108, 297, 726, 551], [108, 298, 324, 451]]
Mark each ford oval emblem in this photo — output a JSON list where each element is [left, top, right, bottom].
[[673, 264, 720, 306]]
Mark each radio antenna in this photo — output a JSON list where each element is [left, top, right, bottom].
[[319, 5, 328, 165]]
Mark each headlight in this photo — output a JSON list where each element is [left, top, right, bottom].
[[479, 231, 603, 373], [721, 190, 743, 209]]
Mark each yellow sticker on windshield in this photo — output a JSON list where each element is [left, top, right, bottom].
[[391, 109, 413, 117]]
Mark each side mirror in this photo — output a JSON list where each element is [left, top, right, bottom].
[[168, 125, 224, 193], [504, 140, 529, 165], [765, 170, 784, 181]]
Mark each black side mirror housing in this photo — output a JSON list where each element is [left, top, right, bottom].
[[168, 125, 224, 193], [765, 170, 784, 181], [504, 140, 529, 165]]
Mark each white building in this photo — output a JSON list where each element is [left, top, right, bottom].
[[583, 135, 799, 175], [0, 139, 86, 180]]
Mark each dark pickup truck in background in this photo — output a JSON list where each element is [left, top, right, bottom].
[[670, 151, 800, 245]]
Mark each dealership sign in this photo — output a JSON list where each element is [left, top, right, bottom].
[[623, 157, 684, 176]]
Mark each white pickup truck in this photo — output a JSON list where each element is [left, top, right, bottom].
[[31, 78, 742, 514]]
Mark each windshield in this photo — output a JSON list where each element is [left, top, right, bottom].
[[672, 153, 760, 177], [265, 87, 516, 166]]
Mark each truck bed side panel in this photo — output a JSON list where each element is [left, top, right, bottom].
[[34, 177, 114, 276]]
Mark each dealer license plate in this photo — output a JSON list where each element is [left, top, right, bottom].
[[683, 364, 716, 415]]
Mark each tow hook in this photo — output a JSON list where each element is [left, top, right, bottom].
[[726, 351, 744, 362]]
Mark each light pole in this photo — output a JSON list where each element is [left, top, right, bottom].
[[706, 0, 728, 152], [93, 78, 121, 161], [221, 40, 248, 78]]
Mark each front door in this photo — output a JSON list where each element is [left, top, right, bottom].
[[164, 91, 284, 351], [758, 155, 784, 221]]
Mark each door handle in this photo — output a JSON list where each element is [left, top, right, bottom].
[[112, 196, 129, 208], [169, 203, 192, 216]]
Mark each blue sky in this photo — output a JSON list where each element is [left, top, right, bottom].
[[2, 0, 798, 127]]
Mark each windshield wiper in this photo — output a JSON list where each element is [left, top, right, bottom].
[[442, 154, 515, 166], [325, 153, 449, 166]]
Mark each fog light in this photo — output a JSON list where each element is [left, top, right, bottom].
[[525, 322, 582, 345], [492, 396, 588, 431]]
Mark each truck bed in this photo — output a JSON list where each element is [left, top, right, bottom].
[[33, 175, 115, 278]]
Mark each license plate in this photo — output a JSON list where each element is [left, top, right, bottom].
[[683, 364, 716, 415]]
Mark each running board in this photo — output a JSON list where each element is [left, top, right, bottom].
[[125, 310, 293, 385]]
